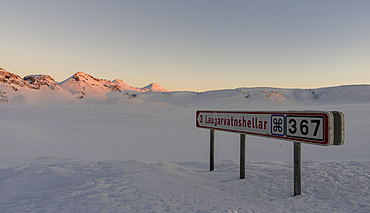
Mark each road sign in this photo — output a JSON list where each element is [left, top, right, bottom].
[[196, 110, 343, 146], [196, 110, 345, 196]]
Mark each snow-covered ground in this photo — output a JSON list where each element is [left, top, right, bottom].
[[0, 101, 369, 212], [1, 160, 368, 212]]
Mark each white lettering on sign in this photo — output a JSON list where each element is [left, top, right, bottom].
[[196, 111, 336, 146]]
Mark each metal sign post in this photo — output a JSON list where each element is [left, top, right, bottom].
[[240, 134, 246, 179], [294, 142, 301, 196], [210, 129, 215, 171], [196, 110, 345, 196]]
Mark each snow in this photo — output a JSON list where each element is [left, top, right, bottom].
[[59, 72, 113, 99], [0, 101, 369, 212], [141, 82, 169, 92], [1, 68, 369, 106], [1, 160, 368, 212], [0, 69, 369, 212], [58, 72, 168, 99], [0, 84, 76, 105], [1, 69, 170, 103]]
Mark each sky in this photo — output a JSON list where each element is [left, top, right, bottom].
[[1, 0, 369, 91]]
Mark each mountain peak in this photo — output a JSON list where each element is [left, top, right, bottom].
[[141, 82, 169, 92], [0, 68, 26, 87], [1, 68, 170, 101], [150, 83, 160, 87], [112, 79, 124, 84], [71, 72, 101, 82], [23, 75, 60, 90], [59, 72, 111, 98]]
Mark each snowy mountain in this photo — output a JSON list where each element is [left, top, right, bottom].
[[0, 68, 27, 88], [0, 68, 369, 106], [141, 82, 169, 92], [127, 85, 370, 108], [0, 68, 75, 104], [0, 69, 168, 103], [23, 74, 61, 90], [110, 79, 143, 92], [1, 69, 62, 90], [59, 72, 112, 99], [59, 72, 167, 99]]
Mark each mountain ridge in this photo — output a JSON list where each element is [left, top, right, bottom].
[[0, 68, 168, 102], [0, 68, 369, 106]]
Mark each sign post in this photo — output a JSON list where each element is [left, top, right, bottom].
[[294, 142, 301, 196], [210, 129, 215, 171], [196, 110, 344, 196], [240, 134, 246, 179]]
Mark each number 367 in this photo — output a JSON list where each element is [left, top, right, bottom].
[[287, 117, 322, 138]]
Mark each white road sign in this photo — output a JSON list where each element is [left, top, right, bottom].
[[196, 110, 344, 146]]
